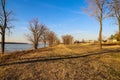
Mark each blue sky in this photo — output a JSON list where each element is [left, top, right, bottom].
[[5, 0, 118, 42]]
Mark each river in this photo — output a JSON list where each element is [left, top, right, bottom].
[[0, 44, 45, 52]]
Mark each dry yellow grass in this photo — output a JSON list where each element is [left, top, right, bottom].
[[0, 44, 120, 80]]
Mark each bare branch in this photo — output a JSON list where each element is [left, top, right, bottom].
[[62, 34, 73, 45], [26, 18, 49, 49], [47, 31, 59, 47], [0, 0, 14, 53], [108, 0, 120, 34], [84, 0, 109, 49]]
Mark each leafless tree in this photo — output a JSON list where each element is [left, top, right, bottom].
[[41, 25, 49, 48], [55, 38, 60, 45], [26, 18, 45, 49], [62, 35, 73, 45], [0, 0, 13, 53], [85, 0, 110, 49], [109, 0, 120, 34], [47, 31, 59, 47]]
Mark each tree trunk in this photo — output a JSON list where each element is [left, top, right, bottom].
[[44, 41, 46, 48], [1, 30, 5, 54], [34, 43, 38, 49], [34, 45, 37, 49], [43, 35, 46, 48], [99, 20, 102, 49], [1, 0, 6, 54]]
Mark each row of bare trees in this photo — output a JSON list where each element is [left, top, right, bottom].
[[26, 18, 60, 49], [86, 0, 120, 49]]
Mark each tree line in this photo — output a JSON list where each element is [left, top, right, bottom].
[[26, 18, 60, 49], [26, 18, 74, 49]]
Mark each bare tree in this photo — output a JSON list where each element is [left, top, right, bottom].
[[109, 0, 120, 34], [62, 35, 73, 45], [41, 25, 49, 48], [85, 0, 109, 49], [0, 0, 13, 53], [55, 38, 60, 45], [26, 18, 45, 49], [47, 31, 59, 47]]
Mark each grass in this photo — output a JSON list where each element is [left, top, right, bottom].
[[0, 44, 120, 80]]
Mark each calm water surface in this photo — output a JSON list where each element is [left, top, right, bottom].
[[0, 44, 44, 52]]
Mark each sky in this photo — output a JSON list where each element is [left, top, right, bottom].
[[5, 0, 118, 42]]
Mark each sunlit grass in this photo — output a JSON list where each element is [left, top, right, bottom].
[[0, 44, 120, 79]]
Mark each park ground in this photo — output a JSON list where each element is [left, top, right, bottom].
[[0, 43, 120, 80]]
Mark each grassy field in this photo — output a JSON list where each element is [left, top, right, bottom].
[[0, 44, 120, 80]]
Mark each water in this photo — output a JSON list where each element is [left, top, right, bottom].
[[0, 44, 45, 52]]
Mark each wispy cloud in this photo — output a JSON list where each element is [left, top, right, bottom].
[[21, 26, 28, 31], [61, 30, 88, 35], [71, 10, 84, 14], [41, 2, 83, 15], [49, 23, 63, 29]]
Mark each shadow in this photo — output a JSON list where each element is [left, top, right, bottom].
[[0, 48, 53, 63], [0, 49, 120, 67]]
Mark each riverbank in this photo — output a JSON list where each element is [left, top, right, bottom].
[[0, 44, 120, 80]]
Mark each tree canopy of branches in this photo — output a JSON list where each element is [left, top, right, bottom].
[[26, 18, 60, 49], [85, 0, 109, 49], [0, 0, 13, 53], [47, 31, 59, 47], [109, 0, 120, 34], [62, 35, 73, 45], [41, 25, 49, 47], [26, 18, 46, 49]]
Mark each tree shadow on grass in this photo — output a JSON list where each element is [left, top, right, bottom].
[[0, 48, 53, 63], [0, 49, 120, 67]]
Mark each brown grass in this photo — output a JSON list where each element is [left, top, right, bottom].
[[0, 44, 120, 80]]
